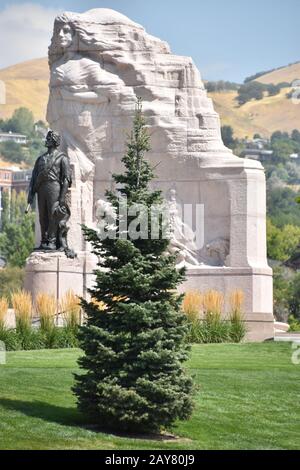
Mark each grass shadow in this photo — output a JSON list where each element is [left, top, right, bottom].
[[0, 398, 180, 441], [0, 398, 83, 427]]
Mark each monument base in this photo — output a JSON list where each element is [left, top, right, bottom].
[[24, 251, 98, 302], [25, 252, 274, 342], [181, 266, 274, 342]]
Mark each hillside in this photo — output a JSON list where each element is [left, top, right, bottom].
[[209, 86, 299, 138], [0, 58, 49, 121], [256, 62, 300, 86], [0, 58, 299, 138], [208, 61, 300, 138]]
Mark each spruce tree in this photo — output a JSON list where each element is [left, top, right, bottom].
[[73, 99, 194, 433]]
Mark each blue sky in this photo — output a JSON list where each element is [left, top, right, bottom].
[[1, 0, 299, 82]]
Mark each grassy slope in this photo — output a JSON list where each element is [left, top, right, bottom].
[[0, 58, 49, 121], [209, 87, 300, 138], [256, 62, 300, 85], [208, 62, 300, 138], [0, 343, 299, 450]]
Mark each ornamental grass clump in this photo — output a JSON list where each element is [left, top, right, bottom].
[[203, 290, 224, 324], [229, 290, 246, 342], [0, 297, 8, 332], [201, 290, 229, 343], [12, 290, 32, 335], [182, 290, 203, 322], [182, 290, 204, 343], [60, 290, 81, 330], [182, 288, 246, 344], [35, 293, 56, 333]]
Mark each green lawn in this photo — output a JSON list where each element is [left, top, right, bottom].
[[0, 343, 299, 450]]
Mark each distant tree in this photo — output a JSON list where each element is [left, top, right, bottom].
[[292, 129, 300, 143], [267, 218, 300, 261], [6, 107, 34, 136], [35, 120, 47, 129], [272, 266, 291, 323], [289, 273, 300, 320], [0, 190, 35, 267], [244, 71, 271, 83], [0, 267, 24, 301], [206, 81, 240, 92], [0, 109, 45, 166], [0, 213, 35, 267], [286, 162, 300, 184], [0, 190, 10, 230], [237, 82, 265, 105], [277, 82, 291, 89], [221, 125, 235, 148], [271, 131, 292, 144], [266, 84, 281, 96], [1, 190, 28, 229], [0, 141, 24, 163], [270, 165, 289, 183], [25, 137, 45, 166], [267, 187, 300, 227], [271, 140, 295, 162], [253, 133, 262, 139]]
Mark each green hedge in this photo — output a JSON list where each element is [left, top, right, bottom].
[[186, 318, 246, 344], [0, 327, 78, 351]]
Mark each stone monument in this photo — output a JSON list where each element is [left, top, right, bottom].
[[24, 8, 274, 341]]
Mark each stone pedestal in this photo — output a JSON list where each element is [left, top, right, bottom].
[[24, 251, 98, 302], [181, 266, 274, 342]]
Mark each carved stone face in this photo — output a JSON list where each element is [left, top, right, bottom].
[[57, 23, 74, 49]]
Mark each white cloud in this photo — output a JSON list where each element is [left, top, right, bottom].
[[0, 3, 62, 69]]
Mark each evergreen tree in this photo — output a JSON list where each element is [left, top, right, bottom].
[[73, 100, 194, 433], [0, 190, 35, 267]]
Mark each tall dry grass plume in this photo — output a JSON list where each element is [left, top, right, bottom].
[[11, 290, 32, 332], [0, 297, 8, 330], [35, 293, 56, 331], [229, 290, 245, 321], [60, 290, 81, 329], [203, 290, 224, 323], [229, 289, 246, 342], [182, 290, 203, 322]]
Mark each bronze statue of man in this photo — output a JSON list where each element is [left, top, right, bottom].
[[28, 130, 76, 258]]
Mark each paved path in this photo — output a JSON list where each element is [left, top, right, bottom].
[[274, 332, 300, 342]]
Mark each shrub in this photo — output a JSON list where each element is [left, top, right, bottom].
[[229, 290, 246, 343], [0, 297, 8, 331], [182, 290, 203, 322], [60, 290, 81, 330], [11, 290, 32, 335], [0, 326, 79, 351], [35, 293, 56, 333], [0, 267, 24, 301], [288, 315, 300, 332], [203, 290, 224, 324], [52, 327, 79, 348], [0, 329, 22, 350], [183, 289, 246, 344]]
